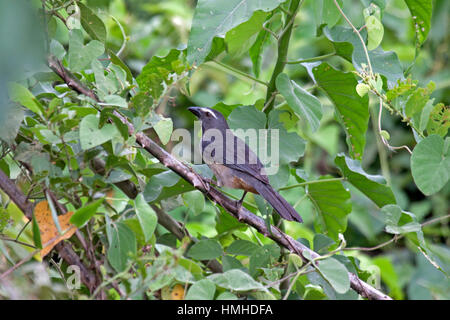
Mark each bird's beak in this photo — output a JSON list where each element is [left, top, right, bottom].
[[188, 106, 202, 118]]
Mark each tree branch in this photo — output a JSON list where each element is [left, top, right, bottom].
[[0, 169, 97, 291], [47, 56, 392, 300]]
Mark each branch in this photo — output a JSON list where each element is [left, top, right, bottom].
[[48, 56, 392, 300], [0, 169, 97, 291]]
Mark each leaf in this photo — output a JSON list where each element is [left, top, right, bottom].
[[188, 239, 223, 260], [79, 114, 120, 150], [404, 0, 433, 45], [109, 50, 133, 83], [0, 104, 24, 144], [373, 257, 403, 299], [249, 19, 271, 77], [313, 0, 342, 28], [225, 11, 268, 56], [70, 198, 104, 228], [276, 73, 323, 133], [208, 269, 265, 291], [411, 135, 450, 196], [143, 169, 197, 203], [312, 63, 369, 160], [78, 2, 107, 43], [427, 103, 449, 137], [315, 257, 350, 294], [182, 190, 205, 215], [185, 279, 216, 300], [187, 0, 284, 66], [226, 239, 260, 256], [32, 214, 42, 249], [107, 221, 137, 272], [365, 15, 384, 50], [34, 201, 77, 258], [323, 26, 403, 88], [8, 83, 43, 115], [335, 153, 396, 207], [380, 205, 421, 235], [249, 244, 280, 277], [67, 29, 104, 72], [134, 193, 157, 242], [153, 116, 173, 145], [136, 49, 186, 99], [307, 176, 352, 241]]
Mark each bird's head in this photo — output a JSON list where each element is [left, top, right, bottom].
[[188, 106, 229, 130]]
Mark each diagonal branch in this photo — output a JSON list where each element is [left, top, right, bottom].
[[47, 55, 392, 300], [0, 169, 97, 291]]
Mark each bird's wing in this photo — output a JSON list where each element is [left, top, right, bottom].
[[224, 135, 270, 185], [201, 132, 270, 185]]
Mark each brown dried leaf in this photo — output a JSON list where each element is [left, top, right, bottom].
[[34, 201, 77, 257]]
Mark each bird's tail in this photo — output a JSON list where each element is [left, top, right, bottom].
[[253, 181, 303, 223]]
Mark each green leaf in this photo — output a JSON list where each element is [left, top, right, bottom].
[[153, 116, 173, 145], [79, 114, 120, 150], [373, 256, 403, 299], [107, 221, 137, 272], [380, 205, 421, 235], [8, 83, 43, 115], [143, 169, 202, 203], [226, 239, 260, 256], [134, 193, 157, 242], [249, 244, 280, 277], [0, 104, 24, 144], [208, 269, 265, 291], [315, 257, 350, 294], [249, 18, 272, 78], [356, 83, 370, 97], [225, 11, 268, 56], [365, 15, 384, 50], [188, 239, 223, 260], [70, 198, 104, 228], [109, 50, 133, 83], [335, 154, 396, 207], [411, 135, 450, 196], [323, 26, 403, 88], [312, 63, 369, 160], [404, 0, 433, 45], [78, 2, 107, 43], [182, 190, 205, 215], [307, 175, 351, 241], [32, 215, 42, 249], [136, 49, 186, 99], [185, 279, 216, 300], [187, 0, 284, 66], [427, 103, 449, 137], [276, 73, 323, 133], [68, 29, 104, 72], [313, 0, 342, 28]]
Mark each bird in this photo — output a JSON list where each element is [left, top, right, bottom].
[[188, 106, 303, 223]]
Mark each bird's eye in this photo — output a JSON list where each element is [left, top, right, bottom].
[[206, 112, 210, 117]]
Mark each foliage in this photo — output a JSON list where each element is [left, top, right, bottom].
[[0, 0, 448, 300]]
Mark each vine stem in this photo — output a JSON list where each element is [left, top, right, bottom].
[[278, 177, 344, 191], [286, 51, 336, 64], [211, 59, 268, 87], [333, 0, 373, 75], [345, 214, 450, 252]]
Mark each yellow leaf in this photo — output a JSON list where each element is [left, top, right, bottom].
[[171, 284, 185, 300], [34, 201, 77, 258]]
